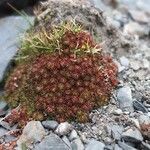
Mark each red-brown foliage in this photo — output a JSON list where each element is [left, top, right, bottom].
[[4, 27, 118, 124]]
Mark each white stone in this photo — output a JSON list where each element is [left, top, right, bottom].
[[113, 109, 123, 115], [55, 122, 73, 135]]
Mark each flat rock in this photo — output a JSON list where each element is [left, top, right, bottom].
[[85, 139, 105, 150], [121, 127, 143, 143], [117, 86, 134, 112], [0, 16, 34, 84], [34, 133, 70, 150], [17, 121, 46, 148]]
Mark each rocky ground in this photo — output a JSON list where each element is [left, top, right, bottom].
[[0, 0, 150, 149]]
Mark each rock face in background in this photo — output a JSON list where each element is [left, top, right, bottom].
[[0, 16, 34, 87], [36, 0, 132, 54]]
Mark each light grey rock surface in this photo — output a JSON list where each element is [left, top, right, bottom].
[[42, 120, 58, 130], [0, 16, 34, 83], [69, 130, 79, 141], [121, 128, 143, 143], [133, 100, 148, 113], [123, 22, 149, 36], [71, 138, 84, 150], [138, 114, 150, 125], [117, 86, 134, 112], [85, 139, 105, 150], [34, 133, 70, 150], [17, 121, 46, 148], [110, 125, 124, 140]]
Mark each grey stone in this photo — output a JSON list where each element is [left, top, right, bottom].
[[0, 127, 8, 137], [124, 22, 149, 37], [121, 128, 143, 143], [138, 114, 150, 125], [69, 130, 79, 141], [143, 59, 150, 69], [141, 142, 150, 150], [119, 56, 129, 68], [4, 135, 17, 143], [104, 145, 113, 150], [104, 137, 112, 145], [0, 101, 9, 116], [17, 121, 46, 148], [55, 122, 73, 136], [62, 136, 72, 149], [0, 16, 34, 83], [136, 0, 150, 13], [114, 144, 122, 150], [130, 61, 140, 71], [129, 10, 149, 23], [71, 138, 84, 150], [85, 139, 105, 150], [117, 86, 134, 112], [113, 109, 123, 115], [118, 141, 137, 150], [0, 121, 11, 130], [110, 125, 124, 140], [34, 133, 70, 150], [42, 120, 58, 130], [133, 100, 148, 113]]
